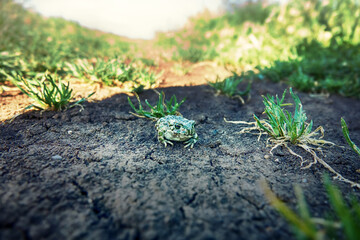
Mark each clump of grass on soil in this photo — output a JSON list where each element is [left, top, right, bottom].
[[128, 90, 186, 120], [208, 72, 251, 104], [65, 58, 161, 93], [13, 72, 94, 111], [65, 58, 135, 86], [226, 88, 360, 188]]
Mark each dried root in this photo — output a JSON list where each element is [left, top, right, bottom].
[[226, 118, 360, 189]]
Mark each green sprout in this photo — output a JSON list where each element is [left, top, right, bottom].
[[262, 181, 321, 240], [253, 88, 313, 144], [341, 118, 360, 156], [13, 72, 94, 111], [65, 58, 135, 86], [262, 176, 360, 240], [128, 91, 186, 120], [208, 72, 251, 104], [226, 88, 360, 188]]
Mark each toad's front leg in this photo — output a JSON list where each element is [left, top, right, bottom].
[[184, 133, 198, 148], [157, 132, 174, 147]]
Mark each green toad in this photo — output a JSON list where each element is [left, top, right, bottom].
[[155, 115, 198, 148]]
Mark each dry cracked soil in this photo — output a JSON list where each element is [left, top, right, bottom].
[[1, 79, 360, 240]]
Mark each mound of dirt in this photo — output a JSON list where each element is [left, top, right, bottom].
[[1, 81, 360, 239]]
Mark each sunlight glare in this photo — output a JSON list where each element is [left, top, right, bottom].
[[19, 0, 222, 39]]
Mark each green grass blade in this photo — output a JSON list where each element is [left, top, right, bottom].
[[254, 114, 272, 135], [341, 118, 360, 156], [262, 182, 317, 239], [294, 185, 316, 233], [145, 99, 156, 111], [128, 97, 141, 113], [324, 176, 359, 240]]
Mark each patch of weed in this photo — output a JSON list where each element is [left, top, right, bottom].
[[128, 91, 185, 120], [65, 58, 161, 92], [0, 51, 25, 82], [13, 72, 94, 111], [65, 58, 136, 86], [208, 72, 251, 103], [226, 88, 360, 188], [138, 58, 157, 67], [173, 47, 206, 63]]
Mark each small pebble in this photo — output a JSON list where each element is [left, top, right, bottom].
[[264, 154, 270, 159], [51, 155, 62, 161], [68, 130, 73, 134], [302, 179, 308, 183]]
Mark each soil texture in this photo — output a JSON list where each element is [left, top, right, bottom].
[[1, 80, 360, 240]]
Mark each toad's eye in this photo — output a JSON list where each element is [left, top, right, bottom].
[[174, 124, 181, 129]]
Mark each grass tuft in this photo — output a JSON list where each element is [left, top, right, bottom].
[[0, 51, 25, 83], [128, 91, 185, 120], [65, 58, 161, 92], [226, 88, 360, 188], [65, 58, 135, 86], [253, 88, 314, 144], [13, 72, 94, 111], [208, 72, 251, 104]]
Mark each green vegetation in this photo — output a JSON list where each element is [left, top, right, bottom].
[[65, 58, 160, 92], [0, 52, 25, 82], [157, 0, 360, 97], [2, 0, 359, 97], [0, 0, 160, 95], [253, 88, 314, 144], [226, 88, 360, 188], [13, 72, 94, 111], [262, 176, 360, 240], [128, 91, 186, 120], [208, 72, 251, 103], [171, 62, 192, 76], [257, 41, 360, 97], [0, 0, 130, 63], [341, 118, 360, 156], [247, 88, 331, 149], [65, 58, 133, 85]]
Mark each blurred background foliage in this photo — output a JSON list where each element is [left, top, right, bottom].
[[0, 0, 360, 97], [157, 0, 360, 97], [0, 0, 134, 85]]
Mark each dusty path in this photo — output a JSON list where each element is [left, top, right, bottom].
[[1, 71, 360, 239]]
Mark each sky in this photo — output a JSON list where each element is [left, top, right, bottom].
[[17, 0, 223, 39]]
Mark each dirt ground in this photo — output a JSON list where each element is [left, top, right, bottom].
[[1, 60, 360, 239]]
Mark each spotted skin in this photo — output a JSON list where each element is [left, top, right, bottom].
[[155, 115, 198, 148]]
